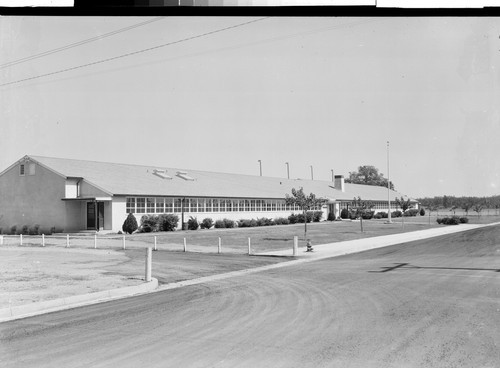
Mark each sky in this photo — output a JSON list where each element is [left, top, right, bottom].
[[1, 16, 500, 199]]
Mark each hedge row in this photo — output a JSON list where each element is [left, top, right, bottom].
[[437, 216, 469, 225], [131, 211, 324, 232], [0, 224, 63, 235]]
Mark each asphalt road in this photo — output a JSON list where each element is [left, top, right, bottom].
[[1, 225, 499, 367]]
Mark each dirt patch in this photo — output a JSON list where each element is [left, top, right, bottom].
[[0, 247, 142, 308]]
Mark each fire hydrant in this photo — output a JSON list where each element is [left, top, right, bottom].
[[306, 239, 314, 252]]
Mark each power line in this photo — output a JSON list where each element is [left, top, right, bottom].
[[0, 17, 164, 69], [1, 17, 268, 88]]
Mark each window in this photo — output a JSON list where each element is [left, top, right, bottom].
[[165, 198, 173, 212], [136, 198, 146, 213], [126, 197, 136, 213], [156, 198, 164, 213], [206, 199, 212, 212], [250, 200, 256, 211], [225, 200, 232, 212], [174, 198, 182, 213], [147, 198, 155, 213], [245, 200, 250, 211], [233, 200, 239, 211], [190, 198, 197, 212], [212, 199, 219, 212], [19, 164, 25, 176], [266, 200, 272, 211], [271, 201, 277, 211], [198, 198, 205, 213]]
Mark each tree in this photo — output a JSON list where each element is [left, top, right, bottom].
[[351, 196, 374, 232], [462, 203, 472, 217], [285, 187, 328, 240], [122, 213, 138, 234], [345, 165, 395, 190], [395, 196, 412, 227], [472, 204, 483, 218]]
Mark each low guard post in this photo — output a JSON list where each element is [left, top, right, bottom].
[[145, 247, 152, 282], [123, 235, 126, 250], [183, 238, 187, 252], [20, 234, 23, 246], [0, 235, 3, 245], [154, 236, 157, 251], [218, 237, 222, 254], [42, 234, 45, 247], [94, 234, 97, 249], [293, 236, 298, 256], [248, 237, 251, 255], [66, 234, 70, 248]]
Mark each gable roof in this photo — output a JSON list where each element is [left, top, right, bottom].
[[24, 155, 415, 202]]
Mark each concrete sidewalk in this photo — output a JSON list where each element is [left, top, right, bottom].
[[256, 222, 500, 260]]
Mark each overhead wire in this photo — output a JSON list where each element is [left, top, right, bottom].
[[0, 17, 165, 69], [0, 17, 268, 88]]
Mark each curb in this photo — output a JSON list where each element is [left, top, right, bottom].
[[0, 278, 158, 323]]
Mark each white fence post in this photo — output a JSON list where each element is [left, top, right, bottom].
[[145, 247, 152, 282], [183, 237, 187, 252], [218, 237, 222, 254], [20, 234, 23, 246], [123, 235, 126, 250], [154, 236, 157, 251], [0, 235, 3, 245], [248, 237, 251, 255], [94, 234, 97, 249], [66, 234, 70, 247], [42, 234, 45, 247], [293, 236, 298, 256]]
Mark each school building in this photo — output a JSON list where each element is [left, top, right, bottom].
[[0, 155, 419, 233]]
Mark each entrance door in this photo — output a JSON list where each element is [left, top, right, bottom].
[[87, 202, 104, 230]]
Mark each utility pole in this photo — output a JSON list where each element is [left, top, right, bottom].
[[310, 165, 314, 180], [387, 141, 392, 223], [285, 162, 290, 179], [258, 160, 262, 176], [331, 169, 334, 182]]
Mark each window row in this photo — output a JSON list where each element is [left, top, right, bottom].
[[339, 201, 399, 210], [126, 197, 322, 214]]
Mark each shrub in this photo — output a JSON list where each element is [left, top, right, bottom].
[[296, 212, 314, 223], [21, 225, 29, 235], [288, 213, 299, 224], [223, 218, 236, 228], [312, 211, 323, 222], [438, 216, 460, 225], [361, 211, 375, 220], [122, 213, 139, 234], [50, 226, 57, 234], [391, 210, 403, 218], [200, 218, 213, 229], [238, 219, 257, 228], [28, 224, 41, 235], [274, 217, 290, 225], [187, 216, 199, 230], [340, 208, 349, 219], [419, 208, 425, 216], [459, 217, 469, 223], [158, 214, 179, 232], [327, 211, 335, 221], [256, 217, 274, 226], [214, 220, 225, 228], [404, 209, 419, 217], [375, 211, 388, 219], [140, 215, 158, 233], [10, 225, 17, 235]]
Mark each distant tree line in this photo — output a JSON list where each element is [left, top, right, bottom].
[[418, 195, 500, 214]]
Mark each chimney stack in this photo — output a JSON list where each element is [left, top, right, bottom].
[[334, 175, 345, 192]]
